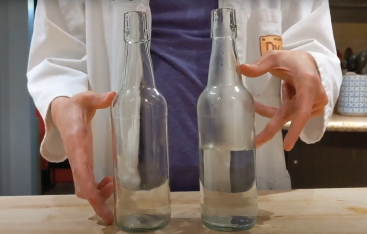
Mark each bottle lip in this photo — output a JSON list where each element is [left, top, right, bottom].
[[211, 8, 237, 39], [124, 11, 150, 43]]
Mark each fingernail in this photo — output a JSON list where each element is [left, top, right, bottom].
[[108, 92, 117, 98], [106, 211, 114, 225], [102, 206, 114, 225]]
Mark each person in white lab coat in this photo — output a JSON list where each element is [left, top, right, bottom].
[[27, 0, 342, 224]]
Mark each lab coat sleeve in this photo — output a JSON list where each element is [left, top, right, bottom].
[[27, 0, 88, 162], [281, 1, 342, 144]]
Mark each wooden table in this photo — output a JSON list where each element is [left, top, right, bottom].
[[1, 189, 367, 234]]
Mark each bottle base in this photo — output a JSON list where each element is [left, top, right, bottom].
[[116, 214, 170, 233], [202, 215, 256, 232]]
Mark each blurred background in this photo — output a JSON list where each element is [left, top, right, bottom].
[[1, 0, 367, 196]]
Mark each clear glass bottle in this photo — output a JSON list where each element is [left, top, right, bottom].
[[197, 8, 257, 232], [111, 11, 170, 232]]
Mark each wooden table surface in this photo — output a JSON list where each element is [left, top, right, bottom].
[[1, 188, 367, 234]]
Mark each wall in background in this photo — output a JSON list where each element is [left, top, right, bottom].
[[333, 23, 367, 54], [0, 0, 37, 195], [330, 4, 367, 54], [0, 0, 10, 195]]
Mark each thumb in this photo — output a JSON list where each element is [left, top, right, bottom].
[[88, 92, 116, 109], [255, 100, 278, 119], [239, 51, 278, 78]]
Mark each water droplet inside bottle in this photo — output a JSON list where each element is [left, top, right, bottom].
[[219, 95, 222, 99]]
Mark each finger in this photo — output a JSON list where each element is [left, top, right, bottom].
[[74, 165, 114, 225], [97, 176, 113, 190], [255, 104, 292, 149], [313, 90, 328, 107], [284, 105, 312, 151], [87, 92, 116, 109], [254, 101, 277, 119], [85, 185, 114, 225], [311, 108, 324, 118], [67, 124, 95, 173], [239, 51, 279, 77], [281, 82, 294, 102], [100, 183, 114, 201]]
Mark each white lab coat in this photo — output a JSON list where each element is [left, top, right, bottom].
[[27, 0, 342, 190]]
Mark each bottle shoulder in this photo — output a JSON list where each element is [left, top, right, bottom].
[[198, 84, 254, 112], [198, 85, 253, 101], [114, 87, 167, 107]]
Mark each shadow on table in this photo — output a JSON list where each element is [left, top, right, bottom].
[[96, 190, 298, 233], [98, 208, 274, 234], [258, 189, 294, 196], [100, 217, 258, 234]]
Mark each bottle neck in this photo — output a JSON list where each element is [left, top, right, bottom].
[[124, 41, 155, 89], [207, 37, 242, 87]]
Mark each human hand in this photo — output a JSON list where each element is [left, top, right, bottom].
[[51, 91, 116, 224], [240, 50, 328, 151]]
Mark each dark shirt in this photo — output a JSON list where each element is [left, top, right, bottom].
[[150, 1, 218, 191]]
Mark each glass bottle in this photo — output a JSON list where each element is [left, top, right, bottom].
[[197, 8, 257, 232], [111, 11, 170, 232]]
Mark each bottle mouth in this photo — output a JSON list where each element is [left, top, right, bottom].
[[124, 11, 150, 43], [211, 8, 237, 39]]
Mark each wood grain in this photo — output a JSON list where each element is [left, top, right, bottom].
[[1, 189, 367, 234]]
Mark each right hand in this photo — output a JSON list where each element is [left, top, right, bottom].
[[51, 91, 116, 225]]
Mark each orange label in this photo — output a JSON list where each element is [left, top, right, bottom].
[[259, 35, 283, 56]]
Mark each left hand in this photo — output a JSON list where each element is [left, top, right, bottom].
[[51, 92, 116, 225], [240, 50, 328, 151]]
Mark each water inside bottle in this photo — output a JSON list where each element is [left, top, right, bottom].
[[200, 148, 257, 231], [114, 180, 171, 232]]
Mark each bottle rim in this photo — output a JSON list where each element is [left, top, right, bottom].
[[211, 8, 237, 39], [124, 11, 150, 43]]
